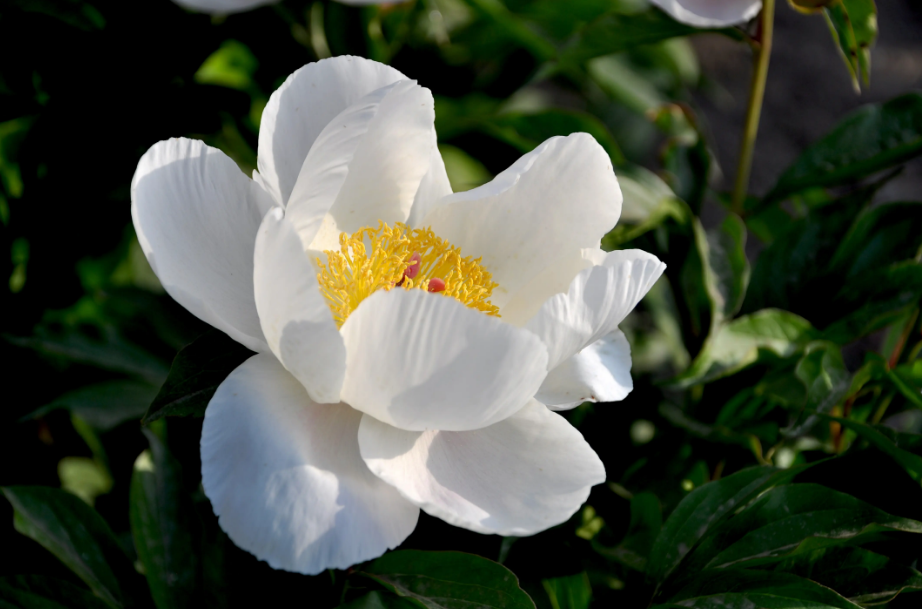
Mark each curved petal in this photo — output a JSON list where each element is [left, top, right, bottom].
[[201, 354, 419, 575], [287, 80, 439, 252], [131, 138, 273, 353], [172, 0, 273, 13], [423, 133, 622, 310], [526, 249, 666, 371], [406, 139, 453, 228], [257, 57, 407, 207], [536, 331, 633, 411], [650, 0, 761, 27], [254, 208, 346, 403], [340, 289, 548, 432], [358, 399, 605, 536]]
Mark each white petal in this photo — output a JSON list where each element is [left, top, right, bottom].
[[172, 0, 273, 14], [526, 249, 666, 371], [201, 354, 418, 575], [257, 57, 407, 207], [340, 289, 548, 432], [650, 0, 762, 27], [536, 331, 633, 411], [254, 208, 346, 404], [131, 138, 273, 353], [406, 139, 453, 228], [423, 133, 622, 310], [358, 399, 605, 536], [287, 80, 439, 252]]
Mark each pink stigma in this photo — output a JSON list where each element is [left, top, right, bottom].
[[405, 252, 422, 279], [428, 278, 446, 293]]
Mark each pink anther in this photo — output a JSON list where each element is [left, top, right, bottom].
[[428, 278, 446, 293], [405, 252, 422, 279]]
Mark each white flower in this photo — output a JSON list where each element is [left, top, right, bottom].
[[131, 56, 665, 574], [173, 0, 386, 15], [650, 0, 762, 27]]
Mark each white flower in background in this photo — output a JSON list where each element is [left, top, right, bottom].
[[132, 56, 665, 574], [650, 0, 762, 27], [173, 0, 384, 15]]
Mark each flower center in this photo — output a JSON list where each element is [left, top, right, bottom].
[[316, 222, 500, 328]]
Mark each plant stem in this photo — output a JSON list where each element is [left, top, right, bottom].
[[731, 0, 776, 215]]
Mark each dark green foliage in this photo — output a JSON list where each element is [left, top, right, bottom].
[[142, 330, 254, 424]]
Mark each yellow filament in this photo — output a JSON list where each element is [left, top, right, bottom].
[[316, 222, 500, 328]]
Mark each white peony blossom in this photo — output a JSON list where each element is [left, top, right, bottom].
[[131, 56, 666, 574], [650, 0, 762, 27], [173, 0, 386, 15]]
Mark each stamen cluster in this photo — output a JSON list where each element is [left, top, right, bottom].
[[316, 221, 500, 328]]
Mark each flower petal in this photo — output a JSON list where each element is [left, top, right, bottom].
[[650, 0, 762, 27], [358, 399, 605, 536], [201, 354, 419, 575], [339, 289, 548, 432], [526, 249, 666, 370], [257, 56, 407, 207], [406, 139, 452, 228], [423, 133, 621, 310], [131, 138, 273, 353], [254, 208, 346, 403], [287, 80, 439, 252], [172, 0, 273, 14], [536, 331, 633, 411]]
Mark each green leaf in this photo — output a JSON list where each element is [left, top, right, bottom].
[[819, 414, 922, 482], [822, 261, 922, 343], [130, 431, 198, 609], [829, 201, 922, 279], [0, 575, 111, 609], [784, 342, 850, 437], [669, 310, 817, 388], [706, 215, 750, 320], [767, 545, 922, 605], [679, 484, 922, 575], [2, 486, 136, 608], [143, 330, 254, 424], [660, 569, 862, 609], [486, 109, 624, 163], [23, 380, 158, 431], [823, 0, 877, 91], [765, 92, 922, 204], [362, 550, 534, 609], [339, 591, 419, 609], [744, 187, 868, 314], [617, 164, 680, 224], [542, 572, 591, 609], [559, 9, 723, 66], [648, 466, 800, 585], [5, 329, 169, 385], [195, 40, 258, 92], [58, 457, 112, 507]]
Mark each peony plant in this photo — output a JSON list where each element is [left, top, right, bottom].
[[131, 56, 665, 574]]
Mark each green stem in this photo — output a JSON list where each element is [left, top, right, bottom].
[[731, 0, 775, 215]]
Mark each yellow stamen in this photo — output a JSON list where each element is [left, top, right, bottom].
[[316, 222, 500, 328]]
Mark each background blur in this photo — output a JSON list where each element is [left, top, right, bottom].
[[2, 0, 922, 607]]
